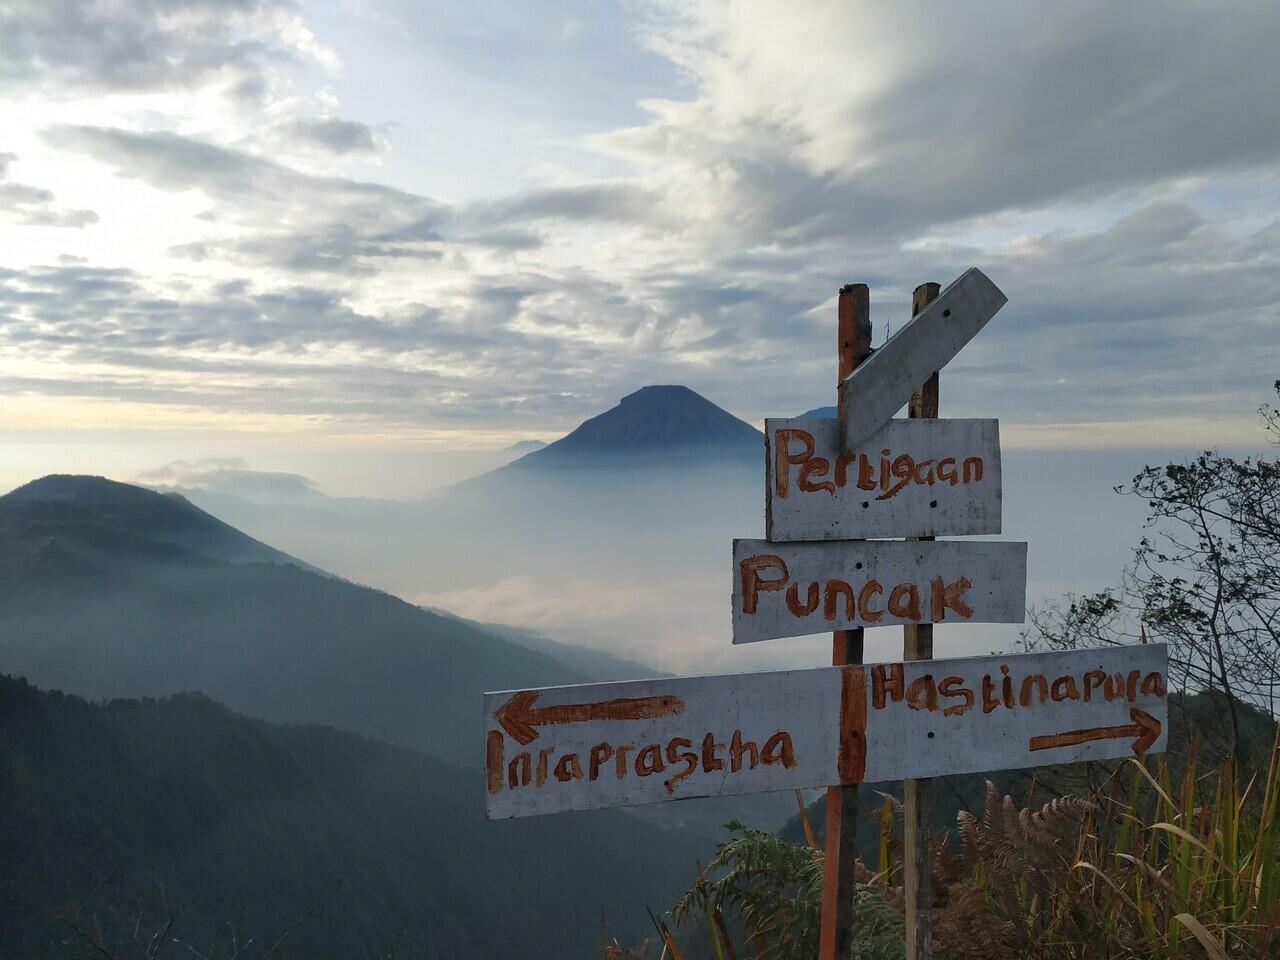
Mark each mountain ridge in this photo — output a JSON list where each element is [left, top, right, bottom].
[[0, 474, 592, 764], [0, 673, 694, 959], [1, 474, 310, 572]]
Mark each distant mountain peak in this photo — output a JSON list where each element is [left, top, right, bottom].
[[508, 384, 762, 469], [619, 383, 705, 405]]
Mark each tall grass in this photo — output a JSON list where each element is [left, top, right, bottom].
[[655, 724, 1280, 959], [1040, 726, 1280, 958]]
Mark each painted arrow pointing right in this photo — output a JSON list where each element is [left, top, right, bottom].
[[1028, 707, 1162, 755]]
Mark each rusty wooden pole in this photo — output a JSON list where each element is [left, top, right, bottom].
[[819, 283, 872, 960], [903, 281, 940, 960]]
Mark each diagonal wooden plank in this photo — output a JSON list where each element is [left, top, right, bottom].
[[838, 268, 1008, 451]]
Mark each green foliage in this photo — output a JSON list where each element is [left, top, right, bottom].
[[939, 732, 1280, 959], [670, 821, 904, 960], [674, 821, 822, 953], [1027, 380, 1280, 748], [661, 733, 1280, 960], [0, 674, 696, 960]]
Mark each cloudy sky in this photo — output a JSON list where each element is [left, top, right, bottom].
[[2, 1, 1279, 497]]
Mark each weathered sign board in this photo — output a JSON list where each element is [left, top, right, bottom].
[[731, 538, 1027, 644], [485, 644, 1169, 819], [765, 417, 1002, 541], [838, 268, 1007, 451]]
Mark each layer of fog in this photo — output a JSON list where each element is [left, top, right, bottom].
[[174, 446, 1202, 677]]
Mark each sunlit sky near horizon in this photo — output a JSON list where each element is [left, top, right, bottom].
[[2, 1, 1279, 499]]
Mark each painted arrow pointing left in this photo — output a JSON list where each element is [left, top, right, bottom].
[[495, 689, 685, 745]]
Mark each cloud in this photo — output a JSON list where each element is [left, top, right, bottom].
[[2, 191, 1277, 442], [0, 262, 628, 425], [595, 1, 1280, 247], [0, 0, 334, 96], [137, 458, 322, 502], [465, 182, 665, 227], [0, 152, 98, 228], [6, 1, 1280, 450], [41, 125, 419, 219], [43, 124, 451, 272], [274, 116, 382, 155]]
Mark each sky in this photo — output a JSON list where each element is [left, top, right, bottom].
[[2, 0, 1279, 501]]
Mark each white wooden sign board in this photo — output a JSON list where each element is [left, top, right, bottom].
[[732, 538, 1027, 645], [839, 268, 1008, 452], [765, 417, 1002, 541], [485, 644, 1169, 819]]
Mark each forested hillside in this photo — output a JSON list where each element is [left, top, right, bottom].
[[0, 475, 594, 764], [0, 675, 694, 959]]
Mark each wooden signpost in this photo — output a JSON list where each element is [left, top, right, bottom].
[[484, 267, 1169, 959], [765, 416, 1003, 541], [732, 538, 1027, 644], [484, 644, 1169, 820], [837, 268, 1007, 452]]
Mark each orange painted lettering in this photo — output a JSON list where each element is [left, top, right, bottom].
[[486, 731, 504, 794], [589, 742, 614, 781], [859, 580, 885, 622], [872, 663, 904, 708], [787, 581, 820, 616], [614, 743, 635, 779], [982, 675, 1001, 713], [730, 730, 759, 772], [537, 746, 553, 786], [554, 753, 584, 782], [888, 582, 922, 621], [907, 674, 938, 712], [701, 733, 725, 772], [1051, 676, 1081, 701], [664, 738, 697, 793], [1106, 672, 1125, 701], [835, 451, 856, 488], [876, 454, 915, 500], [930, 576, 974, 621], [761, 731, 796, 768], [857, 454, 877, 491], [824, 580, 855, 620], [1084, 670, 1107, 702], [799, 457, 836, 495], [740, 555, 788, 614], [1019, 674, 1049, 706], [774, 428, 813, 499], [939, 676, 973, 716], [508, 752, 532, 788], [635, 744, 665, 776]]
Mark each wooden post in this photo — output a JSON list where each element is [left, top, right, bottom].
[[819, 283, 871, 960], [903, 281, 940, 960]]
